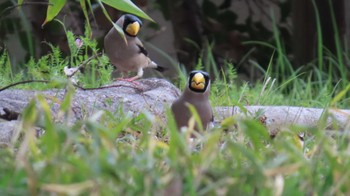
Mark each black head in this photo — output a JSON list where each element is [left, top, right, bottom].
[[188, 70, 210, 93], [122, 14, 142, 37]]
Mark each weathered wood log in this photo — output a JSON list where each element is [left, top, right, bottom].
[[216, 106, 350, 131], [1, 78, 350, 144], [0, 78, 180, 122]]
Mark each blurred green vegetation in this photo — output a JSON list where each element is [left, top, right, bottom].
[[1, 25, 350, 194], [1, 79, 350, 194], [1, 0, 350, 195]]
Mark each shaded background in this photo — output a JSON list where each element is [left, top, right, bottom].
[[1, 0, 350, 81]]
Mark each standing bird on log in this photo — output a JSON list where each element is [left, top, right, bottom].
[[104, 14, 164, 81], [171, 70, 213, 131]]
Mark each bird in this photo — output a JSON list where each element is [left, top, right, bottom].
[[171, 70, 213, 132], [104, 14, 164, 82]]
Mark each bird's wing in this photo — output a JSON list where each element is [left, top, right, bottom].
[[135, 38, 148, 56], [137, 44, 148, 56]]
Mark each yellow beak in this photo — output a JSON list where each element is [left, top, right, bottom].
[[191, 73, 206, 90], [126, 22, 140, 36]]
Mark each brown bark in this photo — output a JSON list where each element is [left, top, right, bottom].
[[316, 0, 344, 53], [292, 0, 345, 66], [346, 1, 350, 54], [292, 0, 315, 65]]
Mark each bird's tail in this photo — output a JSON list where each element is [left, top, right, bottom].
[[155, 65, 166, 72], [149, 60, 157, 67], [148, 60, 166, 72]]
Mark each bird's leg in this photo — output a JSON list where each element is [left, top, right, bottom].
[[115, 71, 128, 81], [115, 71, 138, 84], [114, 68, 143, 86], [123, 67, 143, 82]]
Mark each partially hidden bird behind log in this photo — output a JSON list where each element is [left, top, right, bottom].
[[171, 70, 213, 132], [104, 14, 165, 81]]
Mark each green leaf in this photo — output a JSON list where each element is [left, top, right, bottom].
[[186, 103, 204, 132], [330, 84, 350, 106], [42, 0, 67, 27], [97, 1, 126, 43], [60, 83, 75, 112], [166, 108, 188, 163], [18, 0, 23, 6], [241, 119, 270, 151], [101, 0, 154, 22], [80, 0, 92, 37], [220, 116, 236, 129], [21, 99, 37, 128]]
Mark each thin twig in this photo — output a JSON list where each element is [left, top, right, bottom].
[[74, 83, 143, 92], [0, 2, 52, 19], [0, 79, 143, 92], [67, 52, 101, 78], [0, 80, 49, 92]]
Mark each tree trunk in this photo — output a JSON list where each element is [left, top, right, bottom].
[[344, 0, 350, 57], [292, 0, 345, 66], [167, 0, 203, 70], [292, 0, 315, 65], [316, 0, 344, 53]]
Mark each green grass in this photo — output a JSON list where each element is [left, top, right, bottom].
[[0, 27, 113, 90], [1, 15, 350, 195], [1, 86, 349, 195], [1, 57, 350, 196]]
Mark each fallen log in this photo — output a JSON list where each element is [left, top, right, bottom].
[[1, 78, 350, 144], [216, 106, 350, 131]]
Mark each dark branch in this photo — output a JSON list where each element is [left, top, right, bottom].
[[67, 53, 101, 78], [75, 84, 143, 92], [0, 2, 52, 19], [0, 80, 49, 92]]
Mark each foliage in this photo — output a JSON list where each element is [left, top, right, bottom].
[[0, 27, 113, 89], [42, 0, 67, 27], [0, 51, 22, 85], [1, 1, 350, 195], [41, 0, 153, 40], [1, 30, 350, 194], [155, 0, 292, 69], [0, 0, 155, 69], [1, 82, 350, 194]]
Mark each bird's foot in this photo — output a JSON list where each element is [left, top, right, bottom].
[[115, 77, 140, 85]]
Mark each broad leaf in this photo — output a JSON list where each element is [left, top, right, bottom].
[[18, 0, 23, 5], [102, 0, 154, 22], [331, 83, 350, 106], [80, 0, 92, 37], [186, 103, 204, 132], [98, 0, 126, 43], [42, 0, 67, 27]]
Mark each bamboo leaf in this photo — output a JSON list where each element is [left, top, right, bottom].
[[80, 0, 92, 37], [42, 0, 67, 27], [97, 0, 126, 43], [186, 103, 204, 132], [101, 0, 154, 22], [331, 84, 350, 106]]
